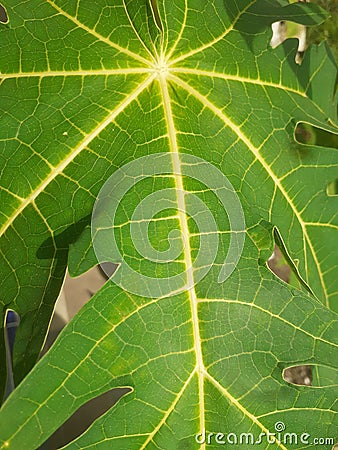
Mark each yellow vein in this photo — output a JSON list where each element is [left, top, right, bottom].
[[0, 187, 23, 201], [304, 49, 328, 95], [84, 434, 149, 446], [170, 74, 328, 305], [169, 1, 255, 66], [164, 0, 188, 61], [204, 370, 288, 450], [122, 0, 158, 62], [139, 369, 196, 449], [258, 407, 338, 418], [306, 222, 338, 230], [200, 298, 337, 347], [158, 73, 205, 447], [171, 71, 338, 137], [0, 75, 155, 237], [170, 68, 306, 97], [46, 0, 152, 67], [0, 278, 180, 447], [0, 68, 153, 80]]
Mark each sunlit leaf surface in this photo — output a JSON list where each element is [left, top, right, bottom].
[[0, 1, 337, 448]]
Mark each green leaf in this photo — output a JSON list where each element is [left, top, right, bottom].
[[0, 0, 337, 448]]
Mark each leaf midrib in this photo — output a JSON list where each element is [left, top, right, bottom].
[[1, 65, 331, 330], [0, 65, 319, 236], [157, 71, 208, 443], [1, 69, 331, 309], [169, 74, 329, 305]]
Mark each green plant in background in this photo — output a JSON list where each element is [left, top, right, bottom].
[[0, 1, 337, 449], [309, 0, 338, 60]]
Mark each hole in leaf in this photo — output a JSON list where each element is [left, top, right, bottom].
[[267, 246, 291, 283], [99, 261, 118, 280], [270, 21, 288, 49], [284, 365, 338, 388], [41, 266, 110, 356], [295, 123, 338, 148], [4, 309, 20, 355], [267, 229, 313, 295], [63, 266, 109, 320], [3, 309, 20, 402], [283, 365, 312, 386], [270, 21, 306, 63], [40, 387, 131, 449], [0, 4, 8, 23], [327, 179, 338, 196]]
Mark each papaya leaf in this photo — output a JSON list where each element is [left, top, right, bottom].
[[0, 1, 337, 448]]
